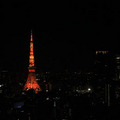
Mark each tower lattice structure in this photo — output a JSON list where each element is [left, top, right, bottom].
[[24, 30, 42, 93]]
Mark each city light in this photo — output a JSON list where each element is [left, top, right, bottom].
[[46, 97, 50, 100], [24, 30, 42, 93], [0, 84, 3, 87], [88, 88, 91, 91], [1, 2, 120, 120]]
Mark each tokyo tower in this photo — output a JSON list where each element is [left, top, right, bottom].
[[24, 30, 42, 93]]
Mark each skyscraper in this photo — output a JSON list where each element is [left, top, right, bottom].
[[94, 51, 111, 106], [115, 55, 120, 81]]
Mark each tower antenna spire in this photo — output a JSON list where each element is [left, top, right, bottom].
[[30, 29, 33, 42]]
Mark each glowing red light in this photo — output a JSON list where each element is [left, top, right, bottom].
[[29, 69, 35, 72], [24, 30, 42, 93]]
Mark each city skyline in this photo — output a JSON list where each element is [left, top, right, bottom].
[[1, 2, 120, 120]]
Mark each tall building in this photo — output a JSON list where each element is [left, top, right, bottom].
[[95, 50, 110, 82], [94, 50, 112, 106], [24, 30, 42, 93], [112, 54, 120, 104], [114, 55, 120, 81]]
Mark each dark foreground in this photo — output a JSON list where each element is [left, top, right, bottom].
[[0, 91, 120, 120]]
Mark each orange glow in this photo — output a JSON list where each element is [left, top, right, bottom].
[[24, 30, 42, 93], [30, 56, 34, 59], [30, 47, 33, 51], [30, 30, 33, 42], [29, 69, 35, 72], [24, 73, 42, 93], [30, 43, 33, 48], [29, 32, 35, 68], [30, 51, 34, 55], [96, 51, 108, 55], [29, 63, 34, 67]]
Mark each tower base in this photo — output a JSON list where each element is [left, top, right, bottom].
[[24, 72, 42, 94]]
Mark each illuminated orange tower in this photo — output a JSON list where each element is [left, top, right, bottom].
[[24, 30, 42, 93]]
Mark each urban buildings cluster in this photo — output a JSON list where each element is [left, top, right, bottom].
[[0, 50, 120, 120], [0, 32, 120, 120]]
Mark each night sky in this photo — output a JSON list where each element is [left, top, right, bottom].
[[0, 1, 120, 72]]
